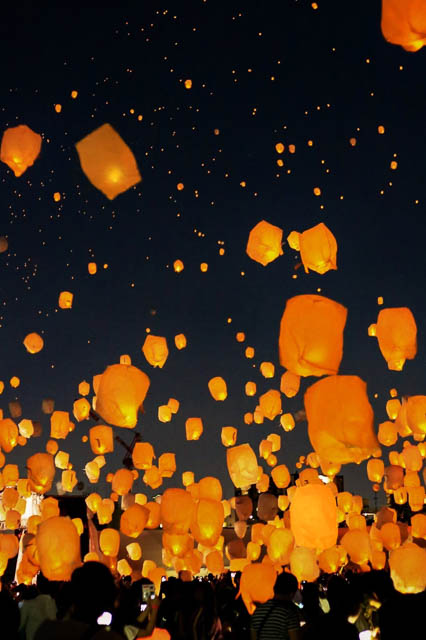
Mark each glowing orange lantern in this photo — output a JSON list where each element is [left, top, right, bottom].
[[239, 563, 276, 614], [95, 363, 150, 428], [185, 417, 203, 440], [208, 377, 227, 401], [221, 426, 237, 447], [132, 442, 154, 469], [0, 125, 42, 177], [27, 453, 55, 494], [374, 307, 417, 371], [381, 0, 426, 51], [290, 484, 338, 549], [23, 332, 44, 354], [259, 389, 282, 420], [89, 425, 114, 454], [100, 528, 120, 556], [389, 543, 426, 593], [227, 444, 258, 488], [120, 504, 149, 537], [280, 371, 300, 397], [246, 220, 283, 266], [36, 516, 81, 580], [142, 335, 169, 368], [191, 499, 224, 546]]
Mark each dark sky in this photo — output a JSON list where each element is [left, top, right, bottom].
[[0, 0, 425, 506]]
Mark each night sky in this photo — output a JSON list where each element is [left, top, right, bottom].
[[1, 0, 426, 507]]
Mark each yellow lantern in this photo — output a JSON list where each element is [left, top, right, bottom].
[[23, 332, 44, 354], [55, 450, 69, 470], [62, 470, 77, 492], [290, 547, 320, 583], [280, 413, 295, 432], [246, 220, 283, 266], [89, 425, 114, 454], [127, 542, 142, 561], [227, 444, 258, 488], [182, 471, 194, 486], [159, 453, 176, 477], [290, 484, 338, 550], [305, 375, 380, 464], [267, 528, 294, 564], [18, 419, 34, 438], [381, 0, 426, 51], [291, 222, 337, 274], [158, 405, 172, 422], [142, 335, 169, 368], [185, 417, 203, 441], [75, 123, 141, 199], [389, 543, 426, 593], [279, 294, 347, 377], [374, 307, 417, 371], [100, 528, 120, 557], [73, 398, 91, 422], [36, 516, 81, 580], [260, 362, 275, 378], [221, 426, 237, 447], [191, 499, 224, 546], [0, 125, 42, 177], [95, 363, 150, 428], [208, 376, 227, 401], [174, 334, 187, 350]]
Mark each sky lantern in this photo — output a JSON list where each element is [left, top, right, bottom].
[[89, 425, 114, 454], [267, 528, 294, 564], [305, 375, 380, 464], [258, 389, 282, 420], [290, 547, 320, 583], [97, 499, 115, 525], [246, 220, 283, 266], [112, 468, 134, 495], [198, 476, 222, 501], [50, 411, 70, 439], [36, 516, 81, 580], [367, 458, 385, 483], [73, 398, 90, 422], [221, 426, 237, 447], [120, 504, 149, 537], [280, 371, 300, 398], [0, 124, 42, 177], [75, 123, 141, 200], [62, 469, 77, 492], [389, 543, 426, 594], [144, 502, 161, 529], [279, 294, 347, 377], [158, 405, 172, 422], [271, 464, 290, 488], [381, 522, 401, 551], [341, 530, 371, 565], [142, 335, 169, 368], [260, 362, 275, 378], [58, 291, 73, 309], [290, 484, 338, 550], [88, 262, 97, 275], [23, 332, 44, 354], [257, 493, 278, 521], [100, 528, 120, 557], [378, 421, 398, 446], [159, 453, 176, 477], [381, 0, 426, 51], [280, 413, 295, 432], [239, 563, 276, 614], [411, 514, 426, 539], [288, 222, 337, 274], [55, 450, 69, 469], [0, 419, 18, 452], [191, 499, 224, 546], [373, 307, 417, 371], [95, 363, 150, 428], [127, 542, 142, 561], [206, 550, 224, 574], [174, 333, 187, 350], [245, 381, 256, 396], [405, 396, 426, 435], [227, 444, 258, 488], [208, 376, 227, 401], [85, 461, 100, 483], [401, 445, 422, 471], [173, 259, 184, 273], [161, 488, 195, 534], [78, 380, 90, 396], [132, 442, 154, 469], [185, 417, 203, 440]]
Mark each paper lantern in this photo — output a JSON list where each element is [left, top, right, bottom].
[[132, 442, 154, 470], [62, 470, 77, 493], [145, 502, 161, 529], [206, 550, 224, 574], [158, 405, 172, 422], [385, 465, 404, 490], [267, 528, 294, 565], [120, 504, 149, 537], [50, 411, 70, 439], [0, 125, 42, 177], [381, 0, 426, 51], [142, 335, 169, 368], [246, 220, 283, 266], [73, 398, 90, 422], [126, 542, 142, 561], [389, 543, 426, 593], [162, 532, 192, 558], [100, 528, 120, 557], [158, 453, 176, 477], [95, 364, 150, 428], [367, 458, 385, 483], [235, 496, 253, 521], [208, 376, 227, 401], [221, 426, 237, 447], [257, 493, 278, 521], [381, 522, 401, 550], [258, 389, 282, 420], [402, 445, 422, 471], [280, 371, 300, 398], [305, 375, 380, 464], [89, 425, 114, 454], [75, 123, 141, 199], [27, 453, 55, 494], [405, 396, 426, 435], [378, 421, 398, 446], [112, 469, 134, 496], [18, 419, 34, 438], [2, 464, 18, 487], [198, 476, 222, 501], [234, 521, 247, 538], [182, 471, 194, 487], [36, 516, 81, 580], [185, 417, 203, 440], [58, 291, 73, 309], [161, 488, 195, 534], [260, 362, 275, 378], [191, 499, 224, 546], [394, 487, 407, 505], [0, 419, 18, 453], [411, 514, 426, 539], [270, 464, 290, 489], [85, 461, 100, 484], [239, 563, 276, 614], [85, 493, 102, 513], [42, 398, 55, 415], [279, 294, 347, 377], [280, 413, 295, 432], [23, 332, 44, 354], [374, 307, 417, 371], [167, 398, 180, 414], [227, 444, 258, 488], [408, 486, 425, 512], [290, 484, 337, 549], [259, 440, 272, 460], [341, 530, 371, 565], [290, 547, 320, 583], [318, 546, 343, 573], [97, 499, 115, 525], [295, 222, 338, 274]]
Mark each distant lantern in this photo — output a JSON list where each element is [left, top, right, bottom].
[[173, 259, 184, 273], [58, 291, 73, 309], [23, 332, 44, 354], [191, 499, 224, 547], [245, 381, 256, 396], [36, 516, 81, 581], [227, 444, 258, 488], [260, 362, 275, 378], [275, 142, 285, 153], [174, 334, 187, 350], [381, 0, 426, 51], [10, 376, 20, 388], [142, 335, 169, 368], [280, 412, 295, 432], [246, 220, 283, 266], [259, 389, 282, 420], [280, 371, 300, 397], [186, 417, 203, 441], [305, 375, 380, 464], [290, 484, 338, 550], [95, 363, 150, 428], [50, 411, 70, 439], [0, 125, 42, 177], [221, 426, 237, 447], [88, 262, 97, 275], [374, 307, 417, 371], [89, 425, 114, 454], [75, 123, 141, 200], [158, 453, 176, 478], [167, 398, 180, 414], [208, 377, 227, 401], [279, 294, 347, 377], [184, 79, 192, 89]]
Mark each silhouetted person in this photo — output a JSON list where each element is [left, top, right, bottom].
[[251, 572, 301, 640]]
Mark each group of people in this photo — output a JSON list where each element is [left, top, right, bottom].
[[1, 561, 425, 640]]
